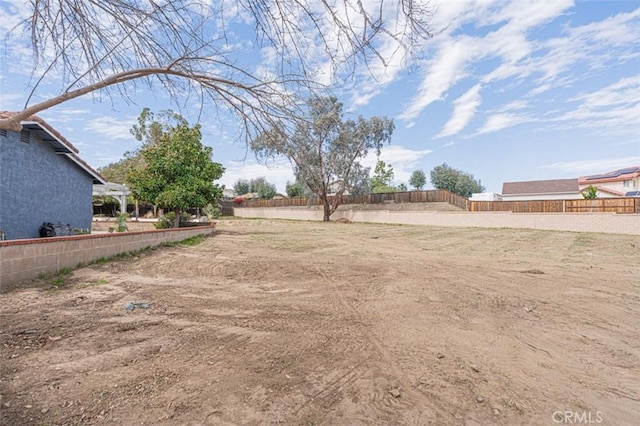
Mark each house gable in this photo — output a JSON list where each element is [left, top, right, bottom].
[[0, 114, 105, 239]]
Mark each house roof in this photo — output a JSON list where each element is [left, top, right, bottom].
[[1, 111, 106, 184], [593, 186, 625, 196], [502, 178, 579, 195], [578, 166, 640, 184]]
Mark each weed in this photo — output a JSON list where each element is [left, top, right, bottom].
[[38, 267, 73, 288], [178, 235, 206, 246]]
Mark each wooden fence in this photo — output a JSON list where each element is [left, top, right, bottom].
[[240, 190, 640, 214], [244, 190, 470, 209], [564, 198, 639, 213]]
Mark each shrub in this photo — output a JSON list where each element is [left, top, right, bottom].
[[155, 211, 191, 229], [202, 203, 221, 219], [116, 212, 130, 232]]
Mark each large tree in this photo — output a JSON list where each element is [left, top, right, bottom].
[[409, 169, 426, 190], [127, 112, 224, 227], [430, 163, 485, 198], [1, 1, 435, 132], [98, 108, 188, 184], [252, 97, 393, 221]]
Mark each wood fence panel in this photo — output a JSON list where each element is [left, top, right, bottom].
[[565, 198, 636, 213], [240, 190, 638, 214]]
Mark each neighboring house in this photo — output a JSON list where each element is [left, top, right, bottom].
[[501, 178, 581, 201], [578, 167, 640, 198], [0, 112, 106, 240]]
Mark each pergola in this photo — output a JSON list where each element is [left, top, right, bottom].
[[92, 182, 131, 214]]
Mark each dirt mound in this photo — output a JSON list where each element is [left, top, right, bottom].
[[333, 217, 352, 223]]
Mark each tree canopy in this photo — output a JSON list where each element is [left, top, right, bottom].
[[371, 160, 396, 193], [251, 97, 394, 220], [98, 108, 190, 185], [430, 163, 485, 198], [1, 1, 435, 133], [127, 112, 224, 227], [233, 177, 277, 199], [409, 169, 426, 190]]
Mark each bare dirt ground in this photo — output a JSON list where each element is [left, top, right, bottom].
[[1, 219, 638, 425]]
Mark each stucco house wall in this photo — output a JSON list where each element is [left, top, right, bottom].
[[0, 128, 97, 240], [578, 167, 640, 197], [578, 179, 640, 197]]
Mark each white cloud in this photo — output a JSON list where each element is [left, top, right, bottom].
[[477, 113, 531, 134], [435, 84, 482, 138], [398, 37, 474, 122], [85, 116, 136, 140], [551, 75, 640, 136], [220, 159, 295, 194], [540, 157, 640, 174], [399, 0, 574, 125], [362, 145, 432, 184]]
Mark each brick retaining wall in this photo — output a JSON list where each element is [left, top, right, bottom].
[[0, 224, 216, 292], [234, 207, 640, 235]]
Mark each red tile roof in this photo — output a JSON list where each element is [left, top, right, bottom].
[[578, 167, 640, 184], [502, 178, 579, 195]]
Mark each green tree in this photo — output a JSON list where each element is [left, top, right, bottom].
[[256, 181, 277, 199], [397, 183, 408, 191], [98, 108, 189, 186], [286, 180, 306, 198], [581, 185, 598, 199], [252, 97, 393, 221], [348, 164, 372, 196], [234, 179, 251, 196], [430, 163, 485, 198], [409, 169, 426, 190], [371, 160, 396, 193], [127, 112, 225, 228]]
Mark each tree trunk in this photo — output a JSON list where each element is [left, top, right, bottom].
[[173, 208, 181, 228], [322, 197, 331, 221]]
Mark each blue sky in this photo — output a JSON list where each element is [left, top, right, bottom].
[[1, 0, 639, 194]]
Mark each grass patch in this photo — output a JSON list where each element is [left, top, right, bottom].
[[176, 234, 207, 246], [37, 267, 73, 288]]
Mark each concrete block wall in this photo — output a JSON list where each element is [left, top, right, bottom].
[[234, 207, 640, 235], [0, 224, 216, 292]]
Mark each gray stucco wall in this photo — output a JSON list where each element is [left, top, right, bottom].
[[0, 129, 94, 240]]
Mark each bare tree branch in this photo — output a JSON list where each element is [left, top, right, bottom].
[[2, 0, 435, 133]]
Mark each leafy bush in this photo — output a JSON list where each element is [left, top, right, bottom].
[[155, 211, 191, 229], [202, 203, 221, 219], [257, 181, 277, 199], [581, 185, 598, 199], [116, 212, 130, 232]]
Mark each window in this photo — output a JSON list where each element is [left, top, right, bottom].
[[20, 130, 30, 143], [623, 180, 631, 187]]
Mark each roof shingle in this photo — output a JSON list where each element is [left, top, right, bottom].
[[502, 178, 579, 195]]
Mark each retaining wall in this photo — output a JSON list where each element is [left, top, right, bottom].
[[234, 207, 640, 235], [0, 224, 216, 292]]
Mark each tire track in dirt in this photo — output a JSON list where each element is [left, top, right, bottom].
[[299, 265, 439, 424]]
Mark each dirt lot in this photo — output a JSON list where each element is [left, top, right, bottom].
[[1, 219, 638, 425]]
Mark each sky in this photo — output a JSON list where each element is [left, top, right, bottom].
[[1, 0, 639, 194]]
